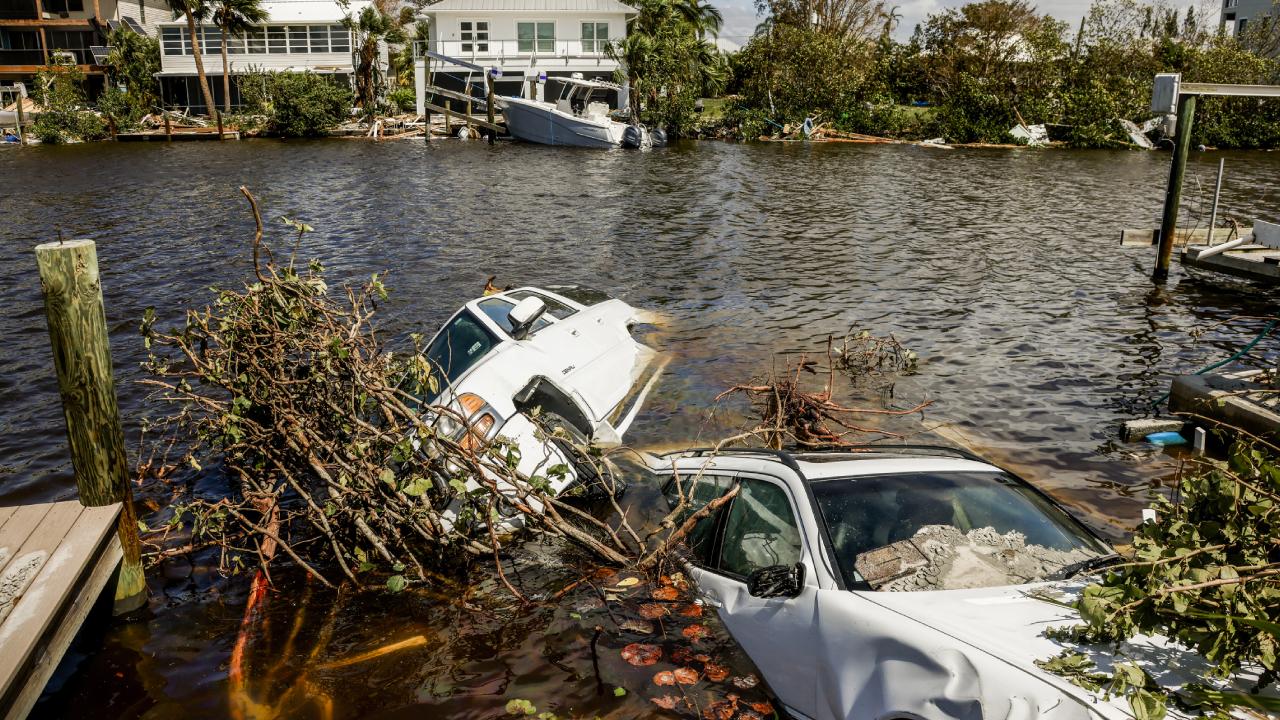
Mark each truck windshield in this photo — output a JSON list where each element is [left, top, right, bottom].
[[423, 311, 498, 399], [811, 471, 1112, 591]]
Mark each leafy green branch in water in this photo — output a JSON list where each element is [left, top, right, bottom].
[[1038, 436, 1280, 718]]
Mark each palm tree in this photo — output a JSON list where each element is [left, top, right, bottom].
[[882, 5, 902, 41], [211, 0, 268, 113], [346, 4, 405, 113], [677, 0, 722, 39], [166, 0, 216, 115]]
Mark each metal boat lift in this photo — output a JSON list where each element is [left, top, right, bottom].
[[1150, 73, 1280, 281], [411, 44, 505, 137]]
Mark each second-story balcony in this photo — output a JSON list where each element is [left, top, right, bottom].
[[426, 38, 618, 68]]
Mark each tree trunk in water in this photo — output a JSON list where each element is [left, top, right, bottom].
[[221, 26, 231, 114], [186, 12, 217, 116]]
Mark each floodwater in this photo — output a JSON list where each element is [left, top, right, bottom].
[[2, 138, 1278, 718]]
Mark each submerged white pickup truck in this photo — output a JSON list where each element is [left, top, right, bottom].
[[419, 285, 665, 525]]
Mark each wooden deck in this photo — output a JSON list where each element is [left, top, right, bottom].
[[1182, 242, 1280, 282], [0, 501, 123, 720]]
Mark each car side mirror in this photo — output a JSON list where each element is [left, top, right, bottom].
[[746, 563, 805, 599], [508, 297, 547, 340]]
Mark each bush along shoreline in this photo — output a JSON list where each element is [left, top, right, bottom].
[[697, 0, 1280, 149]]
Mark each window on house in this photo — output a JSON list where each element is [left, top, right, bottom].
[[581, 22, 608, 52], [517, 21, 554, 53], [460, 20, 488, 53], [307, 24, 328, 52], [1239, 18, 1248, 34], [225, 31, 246, 54], [329, 24, 350, 52], [198, 27, 220, 54], [288, 25, 308, 53], [267, 26, 287, 53], [245, 27, 266, 53], [42, 0, 84, 14], [161, 26, 185, 55]]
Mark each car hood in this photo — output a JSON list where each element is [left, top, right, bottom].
[[856, 581, 1245, 719]]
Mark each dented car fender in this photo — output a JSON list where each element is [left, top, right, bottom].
[[811, 588, 1108, 720]]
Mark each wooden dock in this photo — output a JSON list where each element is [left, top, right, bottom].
[[116, 129, 240, 141], [1182, 242, 1280, 282], [0, 501, 124, 719], [1119, 226, 1254, 247]]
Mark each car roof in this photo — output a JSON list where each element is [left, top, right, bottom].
[[660, 446, 1004, 481]]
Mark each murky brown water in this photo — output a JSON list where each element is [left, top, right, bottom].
[[2, 138, 1279, 718]]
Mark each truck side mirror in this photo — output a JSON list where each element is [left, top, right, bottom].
[[747, 563, 805, 599], [508, 297, 547, 340]]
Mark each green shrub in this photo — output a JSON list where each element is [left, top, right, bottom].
[[239, 70, 353, 137], [30, 60, 107, 143], [388, 87, 415, 113]]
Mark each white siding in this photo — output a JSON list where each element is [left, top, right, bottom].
[[427, 11, 625, 73], [104, 0, 171, 38]]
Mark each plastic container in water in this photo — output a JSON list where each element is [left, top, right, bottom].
[[1146, 431, 1187, 446]]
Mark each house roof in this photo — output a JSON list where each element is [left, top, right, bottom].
[[425, 0, 637, 14]]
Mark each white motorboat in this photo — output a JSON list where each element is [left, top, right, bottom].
[[498, 76, 661, 149]]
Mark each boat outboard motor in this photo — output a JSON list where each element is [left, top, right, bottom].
[[650, 128, 667, 147], [622, 125, 644, 149]]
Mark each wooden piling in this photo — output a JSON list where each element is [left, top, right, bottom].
[[486, 75, 496, 145], [1154, 93, 1197, 282], [34, 239, 147, 615], [164, 111, 172, 141], [15, 96, 26, 145], [216, 110, 224, 140]]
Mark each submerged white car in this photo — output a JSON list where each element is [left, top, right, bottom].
[[419, 286, 664, 524], [649, 445, 1151, 720]]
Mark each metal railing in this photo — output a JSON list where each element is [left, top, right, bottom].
[[415, 39, 615, 64]]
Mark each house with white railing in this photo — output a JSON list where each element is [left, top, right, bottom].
[[155, 0, 370, 114], [421, 0, 635, 102]]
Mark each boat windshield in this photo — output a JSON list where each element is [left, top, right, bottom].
[[422, 310, 499, 400], [811, 471, 1112, 592]]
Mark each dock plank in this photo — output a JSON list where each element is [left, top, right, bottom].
[[2, 519, 122, 720], [0, 502, 120, 718], [0, 504, 56, 577], [0, 506, 19, 533]]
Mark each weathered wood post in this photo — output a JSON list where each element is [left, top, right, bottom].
[[35, 239, 147, 615], [1153, 92, 1197, 282], [164, 111, 172, 141], [216, 110, 224, 140], [486, 74, 496, 145], [444, 99, 453, 136], [15, 95, 26, 145]]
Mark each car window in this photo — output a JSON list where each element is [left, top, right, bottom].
[[476, 297, 554, 337], [718, 478, 803, 578], [811, 471, 1112, 591], [423, 310, 498, 396], [662, 472, 734, 566], [506, 290, 578, 320], [541, 285, 610, 307]]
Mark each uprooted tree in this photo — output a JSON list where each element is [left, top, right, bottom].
[[139, 187, 720, 592]]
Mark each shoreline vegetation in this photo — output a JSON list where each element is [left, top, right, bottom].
[[6, 1, 1280, 150]]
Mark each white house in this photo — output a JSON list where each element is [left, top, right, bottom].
[[156, 0, 369, 114], [1221, 0, 1275, 37], [421, 0, 636, 101]]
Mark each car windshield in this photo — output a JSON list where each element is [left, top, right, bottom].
[[811, 471, 1112, 592], [506, 290, 578, 320], [423, 310, 498, 399], [476, 297, 555, 337]]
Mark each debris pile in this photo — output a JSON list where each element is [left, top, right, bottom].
[[857, 525, 1096, 591]]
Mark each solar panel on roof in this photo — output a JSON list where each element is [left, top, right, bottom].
[[122, 16, 146, 35], [107, 19, 122, 30], [90, 46, 111, 64]]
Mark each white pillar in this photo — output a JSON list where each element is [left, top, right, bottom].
[[414, 58, 427, 119]]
